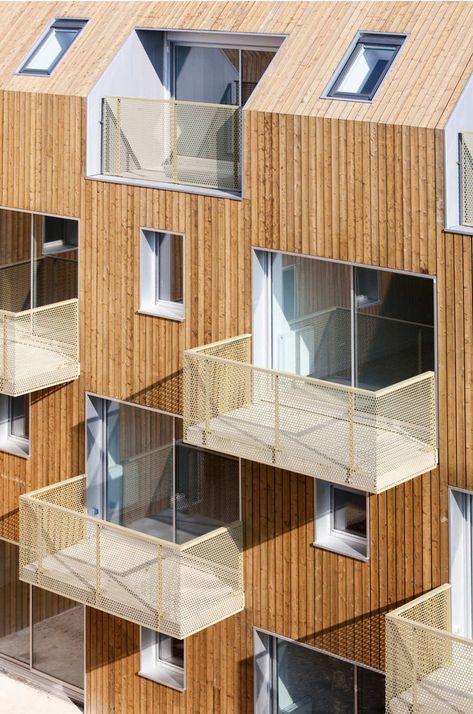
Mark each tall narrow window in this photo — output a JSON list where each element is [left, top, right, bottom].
[[140, 628, 186, 690], [325, 33, 405, 101], [19, 18, 87, 76], [0, 395, 30, 457], [140, 230, 184, 319], [449, 488, 473, 637]]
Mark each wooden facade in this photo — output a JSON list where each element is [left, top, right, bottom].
[[0, 1, 472, 712]]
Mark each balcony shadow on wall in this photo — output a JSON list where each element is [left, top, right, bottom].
[[128, 369, 182, 415], [85, 607, 141, 674]]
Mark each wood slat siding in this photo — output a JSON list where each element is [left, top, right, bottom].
[[0, 2, 471, 712]]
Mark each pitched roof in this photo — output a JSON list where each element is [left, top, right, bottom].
[[0, 1, 471, 128]]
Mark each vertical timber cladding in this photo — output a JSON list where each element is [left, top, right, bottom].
[[0, 90, 84, 542], [83, 122, 472, 712]]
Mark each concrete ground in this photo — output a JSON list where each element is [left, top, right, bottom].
[[0, 670, 83, 714]]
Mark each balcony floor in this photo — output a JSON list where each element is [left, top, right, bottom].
[[185, 396, 436, 492], [1, 331, 78, 394], [22, 524, 242, 637], [387, 649, 473, 713]]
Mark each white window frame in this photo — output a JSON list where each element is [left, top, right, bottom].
[[139, 627, 186, 691], [314, 481, 369, 561], [0, 395, 30, 458], [449, 487, 473, 638], [139, 228, 185, 320]]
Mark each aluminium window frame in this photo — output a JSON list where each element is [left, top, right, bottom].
[[254, 627, 385, 714], [139, 228, 185, 321], [18, 18, 88, 77], [314, 480, 370, 561], [139, 627, 186, 690], [322, 31, 407, 103]]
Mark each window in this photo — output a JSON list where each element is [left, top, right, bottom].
[[19, 18, 87, 76], [315, 482, 369, 560], [140, 628, 185, 690], [254, 630, 385, 713], [449, 488, 473, 637], [253, 250, 435, 391], [326, 33, 405, 101], [0, 395, 30, 457], [43, 216, 78, 254], [0, 540, 84, 696], [355, 267, 380, 307], [140, 230, 184, 319]]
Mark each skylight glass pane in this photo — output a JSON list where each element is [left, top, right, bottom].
[[23, 28, 78, 73], [337, 43, 395, 96]]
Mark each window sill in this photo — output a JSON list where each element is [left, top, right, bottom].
[[0, 440, 30, 459], [87, 174, 242, 201], [313, 536, 369, 562], [138, 667, 185, 692], [444, 224, 473, 236], [138, 307, 184, 322]]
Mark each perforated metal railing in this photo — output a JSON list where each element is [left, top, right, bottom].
[[385, 585, 473, 713], [0, 299, 79, 396], [19, 476, 244, 639], [183, 335, 437, 494], [461, 132, 473, 226], [102, 97, 242, 192]]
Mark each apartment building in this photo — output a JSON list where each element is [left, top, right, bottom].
[[0, 1, 471, 712]]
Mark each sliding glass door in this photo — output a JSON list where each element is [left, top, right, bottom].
[[86, 397, 239, 545], [256, 251, 435, 390], [255, 630, 385, 713]]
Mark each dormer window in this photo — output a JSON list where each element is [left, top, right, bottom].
[[19, 18, 87, 76], [325, 33, 405, 102]]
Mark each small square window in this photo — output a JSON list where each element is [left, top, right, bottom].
[[43, 216, 79, 255], [140, 230, 184, 320], [325, 33, 405, 102], [314, 481, 369, 560], [0, 395, 30, 457], [139, 628, 186, 691], [19, 18, 87, 76]]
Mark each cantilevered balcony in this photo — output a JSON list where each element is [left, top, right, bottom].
[[102, 97, 241, 193], [0, 257, 79, 396], [385, 585, 473, 713], [183, 335, 437, 494], [19, 475, 244, 639]]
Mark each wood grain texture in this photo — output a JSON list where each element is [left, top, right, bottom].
[[0, 2, 471, 712]]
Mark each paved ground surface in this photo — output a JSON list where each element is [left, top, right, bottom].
[[0, 670, 83, 714]]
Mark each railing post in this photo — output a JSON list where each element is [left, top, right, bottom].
[[116, 97, 122, 177], [172, 101, 178, 183], [412, 627, 418, 711], [95, 522, 102, 605], [273, 374, 280, 465], [36, 505, 43, 582], [204, 356, 211, 444], [156, 544, 163, 630], [346, 391, 355, 484]]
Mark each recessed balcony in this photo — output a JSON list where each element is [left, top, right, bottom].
[[102, 97, 242, 193], [0, 256, 79, 396], [385, 585, 473, 713], [183, 334, 437, 494], [19, 475, 244, 639]]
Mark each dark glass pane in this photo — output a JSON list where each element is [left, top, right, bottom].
[[32, 587, 84, 689], [0, 541, 30, 663], [357, 667, 385, 713], [277, 640, 354, 713], [355, 268, 434, 389], [10, 395, 27, 439], [333, 488, 367, 538], [159, 635, 184, 669]]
